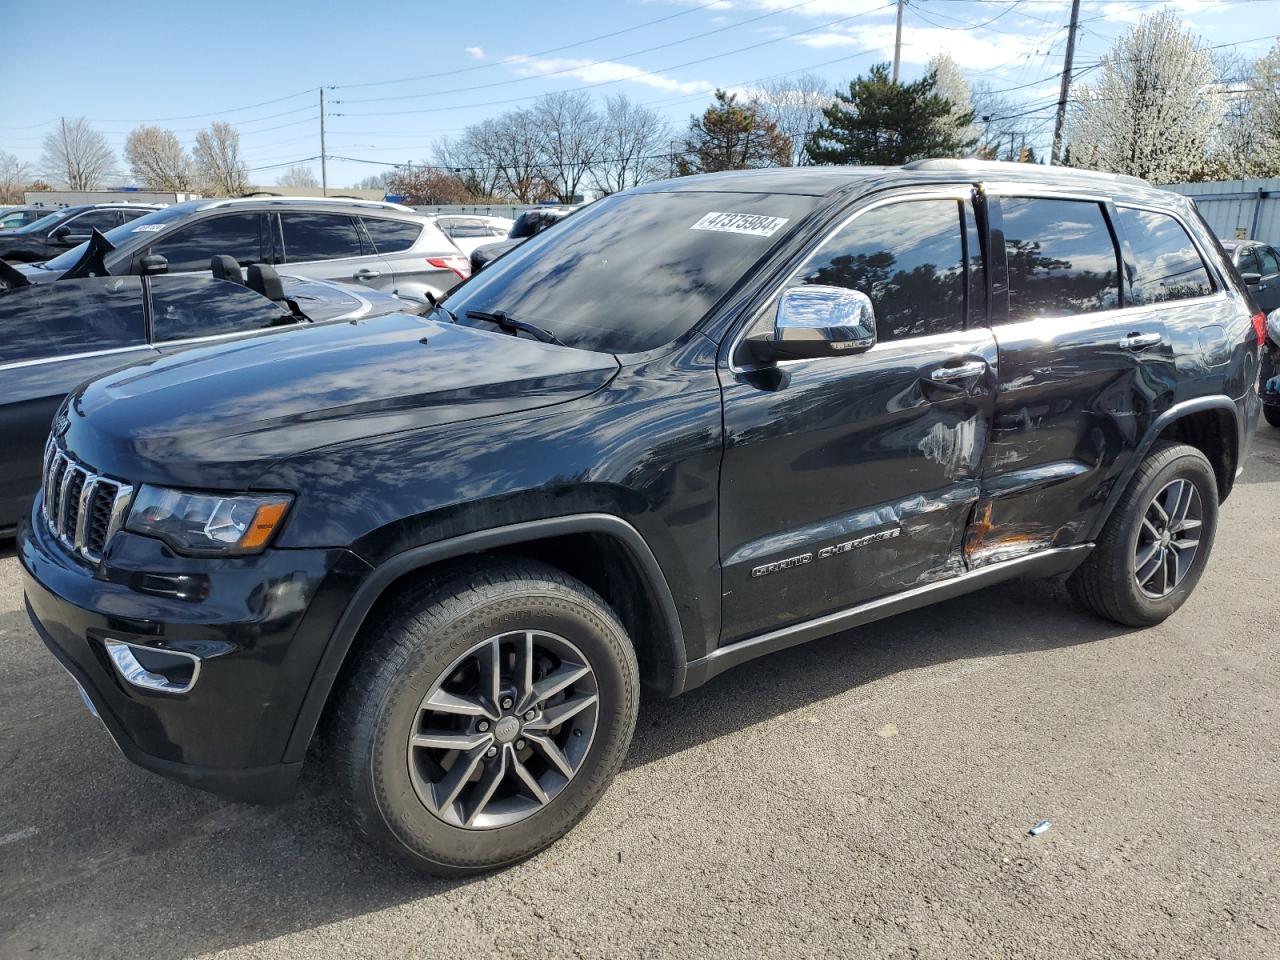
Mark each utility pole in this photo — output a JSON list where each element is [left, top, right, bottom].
[[319, 87, 328, 197], [1050, 0, 1081, 165], [892, 0, 905, 83]]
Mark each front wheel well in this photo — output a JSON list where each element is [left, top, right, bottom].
[[1156, 407, 1237, 500]]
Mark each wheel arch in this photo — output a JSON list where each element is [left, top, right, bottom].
[[1088, 395, 1240, 541], [283, 513, 688, 763]]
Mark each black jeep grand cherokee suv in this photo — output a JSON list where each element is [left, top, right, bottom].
[[20, 160, 1263, 874]]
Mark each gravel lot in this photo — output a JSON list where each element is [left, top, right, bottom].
[[1, 428, 1277, 960]]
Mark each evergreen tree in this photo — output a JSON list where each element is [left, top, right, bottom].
[[805, 63, 976, 166], [678, 90, 792, 175]]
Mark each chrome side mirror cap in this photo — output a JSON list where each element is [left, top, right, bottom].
[[746, 285, 878, 363]]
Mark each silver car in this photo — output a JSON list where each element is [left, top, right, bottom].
[[22, 197, 471, 302]]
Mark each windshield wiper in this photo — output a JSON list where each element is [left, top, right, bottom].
[[465, 309, 561, 345]]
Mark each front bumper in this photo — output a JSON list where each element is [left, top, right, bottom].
[[19, 498, 371, 803]]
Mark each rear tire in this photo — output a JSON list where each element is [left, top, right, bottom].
[[1067, 441, 1218, 627], [329, 560, 639, 875], [1264, 404, 1280, 429]]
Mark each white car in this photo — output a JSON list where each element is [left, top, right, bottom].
[[427, 214, 515, 256]]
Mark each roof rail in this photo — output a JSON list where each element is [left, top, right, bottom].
[[197, 196, 416, 213], [901, 158, 1149, 188]]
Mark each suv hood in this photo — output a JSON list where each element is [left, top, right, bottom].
[[61, 313, 619, 488]]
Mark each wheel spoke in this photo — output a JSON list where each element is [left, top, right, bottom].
[[1168, 481, 1194, 530], [1148, 497, 1170, 528], [525, 732, 575, 779], [530, 662, 591, 707], [511, 753, 549, 804], [514, 631, 537, 708], [1135, 547, 1164, 586], [423, 688, 495, 720], [1155, 548, 1170, 595], [1141, 517, 1162, 540], [1169, 537, 1199, 553], [1134, 541, 1162, 573], [525, 692, 598, 732], [463, 749, 508, 827], [1174, 517, 1202, 534], [479, 636, 503, 712], [1163, 547, 1179, 591], [433, 745, 487, 812], [411, 730, 493, 752]]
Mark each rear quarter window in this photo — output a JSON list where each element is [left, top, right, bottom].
[[362, 217, 423, 254], [1115, 206, 1213, 304], [1000, 197, 1120, 322]]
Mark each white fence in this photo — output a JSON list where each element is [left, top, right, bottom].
[[1164, 178, 1280, 248], [410, 203, 573, 218]]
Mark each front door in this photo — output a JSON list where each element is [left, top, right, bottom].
[[717, 188, 996, 644]]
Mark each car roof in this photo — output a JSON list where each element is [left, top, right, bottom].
[[195, 196, 418, 215]]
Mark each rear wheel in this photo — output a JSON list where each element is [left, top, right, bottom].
[[329, 560, 639, 875], [1068, 441, 1218, 627], [1264, 404, 1280, 429]]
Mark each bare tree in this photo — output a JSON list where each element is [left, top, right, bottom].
[[0, 151, 32, 203], [754, 73, 832, 166], [355, 172, 392, 191], [39, 117, 117, 190], [1064, 10, 1221, 182], [969, 83, 1025, 160], [124, 126, 194, 191], [532, 91, 603, 204], [433, 133, 502, 199], [193, 121, 249, 196], [590, 93, 672, 194], [466, 112, 550, 203], [276, 163, 320, 189]]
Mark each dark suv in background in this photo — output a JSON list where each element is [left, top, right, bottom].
[[0, 203, 159, 262], [21, 197, 471, 302], [19, 160, 1261, 876]]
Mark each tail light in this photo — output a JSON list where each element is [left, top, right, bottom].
[[427, 255, 471, 282], [1251, 311, 1266, 347]]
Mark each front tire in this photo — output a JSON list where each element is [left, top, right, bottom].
[[1068, 441, 1218, 627], [329, 560, 639, 875]]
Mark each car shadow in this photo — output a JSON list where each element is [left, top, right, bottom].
[[0, 572, 1134, 960]]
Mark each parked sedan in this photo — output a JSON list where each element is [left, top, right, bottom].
[[0, 257, 412, 533], [20, 197, 471, 303], [1222, 239, 1280, 314], [0, 206, 63, 230], [0, 204, 161, 262]]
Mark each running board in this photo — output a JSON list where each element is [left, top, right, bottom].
[[681, 545, 1093, 690]]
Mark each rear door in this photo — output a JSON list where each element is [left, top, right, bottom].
[[1254, 246, 1280, 313], [0, 277, 156, 527], [717, 187, 996, 643], [359, 215, 426, 292], [973, 190, 1178, 565], [276, 211, 392, 290]]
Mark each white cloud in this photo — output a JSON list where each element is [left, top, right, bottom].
[[509, 55, 714, 94], [792, 23, 1039, 69], [465, 46, 485, 60]]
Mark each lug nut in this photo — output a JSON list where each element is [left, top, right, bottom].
[[524, 710, 536, 721], [477, 720, 490, 732], [486, 746, 498, 758], [515, 739, 526, 751], [501, 697, 514, 710]]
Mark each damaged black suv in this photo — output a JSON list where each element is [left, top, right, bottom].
[[19, 160, 1262, 874]]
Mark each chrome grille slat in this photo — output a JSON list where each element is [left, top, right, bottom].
[[39, 444, 133, 565]]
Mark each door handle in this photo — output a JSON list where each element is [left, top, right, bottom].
[[930, 360, 987, 382], [354, 269, 381, 280], [1120, 331, 1162, 350]]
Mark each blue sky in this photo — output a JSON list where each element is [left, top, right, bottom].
[[1, 0, 1274, 188]]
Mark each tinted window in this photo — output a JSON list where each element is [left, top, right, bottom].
[[66, 209, 121, 234], [791, 199, 971, 342], [120, 209, 151, 225], [11, 210, 69, 234], [444, 219, 493, 238], [1115, 207, 1212, 304], [0, 277, 145, 364], [362, 217, 421, 254], [149, 275, 293, 343], [445, 191, 819, 353], [1001, 198, 1119, 322], [281, 213, 362, 262], [42, 201, 209, 273], [150, 213, 262, 272], [1237, 247, 1261, 275], [1260, 247, 1280, 275]]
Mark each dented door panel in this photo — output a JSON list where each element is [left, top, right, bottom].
[[718, 328, 998, 644]]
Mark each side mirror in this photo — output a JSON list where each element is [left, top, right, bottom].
[[49, 225, 73, 244], [1267, 308, 1280, 346], [138, 254, 168, 276], [745, 285, 877, 363], [1241, 271, 1262, 286]]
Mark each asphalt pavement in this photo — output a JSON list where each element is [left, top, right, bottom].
[[1, 428, 1277, 959]]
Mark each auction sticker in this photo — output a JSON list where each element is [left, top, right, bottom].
[[690, 211, 789, 237]]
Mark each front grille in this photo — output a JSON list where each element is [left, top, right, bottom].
[[41, 442, 134, 564]]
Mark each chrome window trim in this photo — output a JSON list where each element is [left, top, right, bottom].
[[0, 342, 152, 373], [727, 185, 977, 373], [1110, 200, 1228, 293]]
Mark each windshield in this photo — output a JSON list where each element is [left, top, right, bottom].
[[43, 202, 198, 272], [10, 210, 67, 234], [444, 191, 817, 353]]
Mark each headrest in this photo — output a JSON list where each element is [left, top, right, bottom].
[[246, 263, 284, 302], [210, 255, 243, 284]]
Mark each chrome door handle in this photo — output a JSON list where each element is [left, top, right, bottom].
[[931, 360, 987, 382], [1121, 332, 1162, 350], [354, 269, 381, 280]]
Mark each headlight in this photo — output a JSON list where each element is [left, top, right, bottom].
[[125, 486, 293, 556]]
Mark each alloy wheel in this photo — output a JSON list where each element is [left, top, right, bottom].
[[407, 629, 599, 830], [1133, 478, 1202, 599]]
